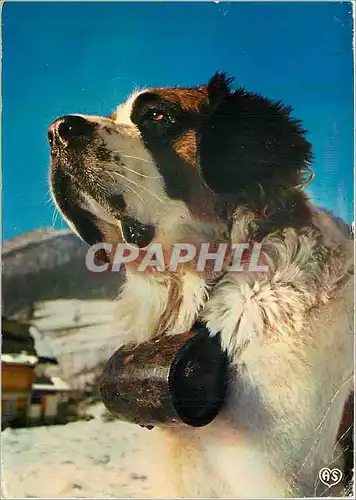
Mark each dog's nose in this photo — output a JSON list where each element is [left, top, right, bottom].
[[48, 115, 95, 147]]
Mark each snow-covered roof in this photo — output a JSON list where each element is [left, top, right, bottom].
[[2, 318, 58, 364], [32, 376, 71, 392], [1, 352, 38, 366]]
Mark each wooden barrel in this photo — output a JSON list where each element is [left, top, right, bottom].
[[99, 325, 228, 427]]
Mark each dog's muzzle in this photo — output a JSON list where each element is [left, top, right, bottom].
[[99, 325, 229, 428]]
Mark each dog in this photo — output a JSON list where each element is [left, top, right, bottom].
[[49, 73, 354, 498]]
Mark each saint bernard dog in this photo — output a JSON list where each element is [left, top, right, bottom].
[[49, 73, 354, 498]]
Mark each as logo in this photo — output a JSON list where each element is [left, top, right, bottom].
[[318, 467, 343, 488]]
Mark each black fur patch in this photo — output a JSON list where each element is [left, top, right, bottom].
[[206, 72, 235, 108], [199, 79, 313, 198], [51, 170, 103, 245]]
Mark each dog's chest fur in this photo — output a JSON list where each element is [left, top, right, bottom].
[[114, 206, 353, 498]]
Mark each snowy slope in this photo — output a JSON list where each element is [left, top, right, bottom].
[[1, 404, 160, 499], [31, 299, 122, 388]]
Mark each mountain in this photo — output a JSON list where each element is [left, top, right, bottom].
[[2, 228, 122, 318]]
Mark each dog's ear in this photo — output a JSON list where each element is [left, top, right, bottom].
[[206, 72, 235, 108], [198, 83, 313, 198]]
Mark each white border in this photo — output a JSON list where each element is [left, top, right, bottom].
[[0, 1, 354, 499]]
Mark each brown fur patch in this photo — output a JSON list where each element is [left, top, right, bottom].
[[99, 220, 124, 243], [148, 87, 208, 113], [173, 129, 197, 166], [157, 273, 184, 333]]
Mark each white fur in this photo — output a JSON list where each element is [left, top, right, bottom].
[[115, 270, 208, 344], [115, 90, 146, 127]]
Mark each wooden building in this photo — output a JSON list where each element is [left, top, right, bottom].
[[1, 317, 71, 427]]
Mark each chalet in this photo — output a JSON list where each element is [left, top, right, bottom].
[[1, 317, 71, 428]]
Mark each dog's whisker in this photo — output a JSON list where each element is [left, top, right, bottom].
[[112, 151, 158, 167], [108, 169, 164, 204], [106, 170, 145, 205], [42, 187, 56, 207], [120, 164, 160, 179], [126, 176, 164, 204], [52, 207, 60, 227], [104, 161, 160, 179], [120, 154, 156, 165], [105, 171, 118, 186], [44, 196, 53, 207], [91, 168, 119, 193], [122, 182, 145, 205]]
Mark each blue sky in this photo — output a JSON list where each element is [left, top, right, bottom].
[[2, 1, 354, 240]]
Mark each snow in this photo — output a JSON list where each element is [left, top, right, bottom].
[[2, 299, 165, 498], [32, 376, 71, 392], [31, 299, 123, 389], [29, 325, 57, 361], [1, 404, 160, 498]]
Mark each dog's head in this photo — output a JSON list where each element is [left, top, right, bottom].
[[49, 73, 312, 273]]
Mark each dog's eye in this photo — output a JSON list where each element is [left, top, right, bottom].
[[149, 110, 165, 122], [142, 109, 174, 125]]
